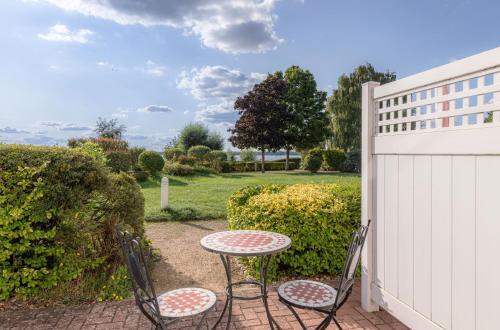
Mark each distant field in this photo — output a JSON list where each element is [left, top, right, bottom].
[[141, 171, 360, 221]]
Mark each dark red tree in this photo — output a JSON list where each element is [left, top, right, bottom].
[[229, 74, 293, 172]]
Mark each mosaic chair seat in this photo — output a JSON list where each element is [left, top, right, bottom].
[[116, 229, 216, 329], [277, 221, 371, 330]]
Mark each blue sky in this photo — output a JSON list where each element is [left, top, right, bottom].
[[0, 0, 499, 150]]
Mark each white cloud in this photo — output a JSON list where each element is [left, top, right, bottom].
[[38, 24, 93, 43], [42, 0, 282, 53], [111, 109, 130, 119], [39, 121, 62, 127], [137, 105, 173, 113], [195, 100, 238, 126], [177, 65, 265, 125], [177, 65, 265, 100], [144, 60, 166, 77], [59, 123, 92, 131], [0, 127, 29, 134], [183, 110, 190, 115]]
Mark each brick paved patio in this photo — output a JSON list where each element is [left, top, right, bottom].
[[0, 282, 407, 330]]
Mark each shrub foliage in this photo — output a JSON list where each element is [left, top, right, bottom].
[[139, 151, 165, 175], [323, 149, 347, 171], [187, 145, 211, 160], [0, 145, 144, 301], [227, 183, 360, 279]]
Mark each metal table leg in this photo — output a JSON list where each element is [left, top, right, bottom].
[[211, 255, 232, 329], [211, 254, 281, 330], [259, 255, 281, 330]]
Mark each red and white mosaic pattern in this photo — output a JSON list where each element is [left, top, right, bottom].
[[200, 230, 291, 256], [278, 280, 338, 308], [157, 287, 216, 318]]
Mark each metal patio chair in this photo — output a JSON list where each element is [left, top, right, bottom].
[[277, 220, 371, 330], [116, 229, 217, 330]]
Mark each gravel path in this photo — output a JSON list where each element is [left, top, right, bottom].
[[146, 220, 245, 293]]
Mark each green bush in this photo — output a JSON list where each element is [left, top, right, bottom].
[[207, 150, 228, 162], [187, 145, 211, 161], [227, 183, 361, 279], [132, 166, 149, 182], [107, 151, 131, 172], [341, 149, 361, 173], [229, 161, 294, 172], [0, 144, 145, 301], [323, 149, 347, 171], [193, 165, 219, 175], [76, 141, 107, 166], [139, 151, 165, 175], [68, 137, 128, 152], [129, 147, 146, 167], [240, 149, 255, 161], [164, 147, 184, 161], [274, 157, 301, 169], [177, 155, 197, 166], [303, 153, 322, 173], [163, 162, 194, 176]]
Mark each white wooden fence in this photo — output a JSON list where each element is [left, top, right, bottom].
[[361, 47, 500, 330]]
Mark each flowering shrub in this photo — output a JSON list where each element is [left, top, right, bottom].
[[227, 183, 360, 279]]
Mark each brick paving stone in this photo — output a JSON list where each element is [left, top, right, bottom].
[[0, 282, 407, 329]]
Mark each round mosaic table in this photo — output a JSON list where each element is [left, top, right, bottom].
[[200, 230, 291, 330]]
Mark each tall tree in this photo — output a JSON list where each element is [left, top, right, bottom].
[[94, 117, 126, 140], [175, 123, 225, 151], [282, 66, 328, 170], [326, 64, 395, 151], [229, 74, 291, 172]]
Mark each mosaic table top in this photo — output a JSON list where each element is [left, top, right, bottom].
[[200, 230, 291, 256]]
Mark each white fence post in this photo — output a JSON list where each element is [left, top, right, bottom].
[[361, 81, 380, 312], [161, 177, 169, 210]]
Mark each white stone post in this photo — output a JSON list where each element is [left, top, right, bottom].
[[361, 81, 380, 312], [161, 177, 169, 210]]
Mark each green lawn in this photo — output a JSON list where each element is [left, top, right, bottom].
[[141, 171, 360, 221]]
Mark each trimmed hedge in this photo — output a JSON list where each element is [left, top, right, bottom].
[[303, 153, 322, 173], [0, 144, 144, 301], [187, 145, 211, 160], [107, 151, 131, 172], [230, 161, 297, 172], [139, 150, 165, 175], [323, 149, 346, 171], [164, 147, 184, 161], [227, 183, 360, 279], [163, 162, 194, 176]]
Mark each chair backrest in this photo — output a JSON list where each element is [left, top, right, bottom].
[[116, 228, 165, 328], [333, 220, 371, 308]]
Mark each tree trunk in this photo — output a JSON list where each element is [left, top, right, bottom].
[[285, 148, 290, 171], [261, 148, 265, 173]]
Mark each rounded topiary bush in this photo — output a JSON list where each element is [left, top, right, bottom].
[[163, 162, 194, 176], [107, 151, 131, 172], [303, 153, 322, 173], [139, 150, 165, 175], [227, 183, 360, 279], [323, 149, 347, 171], [187, 145, 211, 161], [207, 150, 228, 162], [164, 147, 184, 161]]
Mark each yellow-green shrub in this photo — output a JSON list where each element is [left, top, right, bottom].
[[227, 183, 360, 279]]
